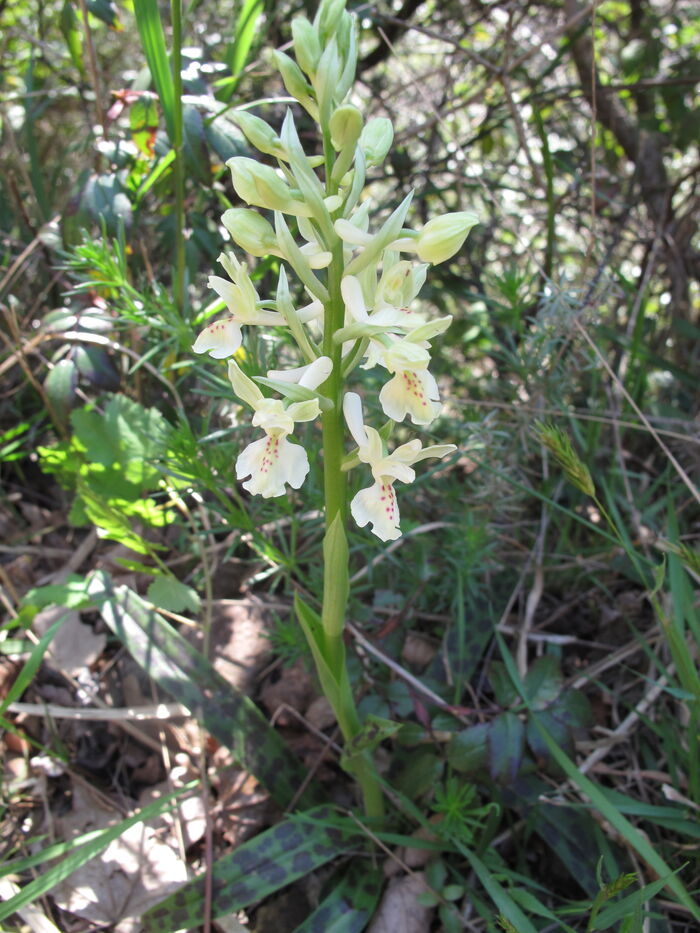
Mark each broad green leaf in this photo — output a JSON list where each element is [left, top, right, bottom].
[[489, 660, 519, 708], [78, 481, 159, 554], [71, 394, 172, 489], [294, 862, 384, 932], [44, 358, 77, 430], [24, 576, 94, 612], [526, 709, 573, 764], [89, 572, 321, 809], [73, 173, 132, 234], [488, 711, 525, 784], [142, 807, 363, 931], [86, 0, 119, 27], [522, 655, 563, 709], [130, 94, 159, 157], [447, 723, 490, 774], [147, 576, 200, 614]]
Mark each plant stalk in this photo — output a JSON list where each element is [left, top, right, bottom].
[[170, 0, 186, 318], [315, 143, 383, 820]]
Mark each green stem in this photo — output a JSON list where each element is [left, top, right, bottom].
[[170, 0, 186, 319], [314, 135, 384, 821]]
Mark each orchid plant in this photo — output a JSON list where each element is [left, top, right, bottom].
[[194, 0, 477, 818]]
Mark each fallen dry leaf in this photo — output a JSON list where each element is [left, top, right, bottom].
[[187, 599, 271, 692], [139, 779, 206, 849], [50, 781, 188, 932], [33, 608, 105, 676], [366, 871, 434, 933]]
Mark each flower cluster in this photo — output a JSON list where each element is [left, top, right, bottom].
[[193, 0, 477, 541]]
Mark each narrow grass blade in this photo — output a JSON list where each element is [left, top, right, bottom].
[[496, 632, 700, 922], [0, 783, 195, 922], [221, 0, 264, 99], [142, 806, 364, 932], [0, 612, 69, 718], [132, 0, 175, 140], [88, 571, 322, 808], [454, 844, 539, 933]]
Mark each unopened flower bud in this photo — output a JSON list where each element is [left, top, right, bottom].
[[231, 111, 285, 159], [221, 208, 279, 257], [330, 104, 363, 152], [292, 16, 322, 77], [359, 118, 393, 166], [315, 0, 346, 43], [227, 157, 312, 217], [272, 51, 317, 117], [414, 211, 479, 263]]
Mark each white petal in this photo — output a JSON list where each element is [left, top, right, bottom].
[[193, 318, 242, 358], [343, 392, 368, 448], [379, 370, 441, 425], [266, 357, 330, 388], [251, 397, 295, 434], [341, 276, 369, 322], [307, 250, 333, 269], [236, 436, 309, 498], [351, 482, 401, 541], [297, 300, 324, 322], [299, 355, 332, 389], [411, 443, 457, 463], [208, 275, 245, 311], [334, 219, 374, 246]]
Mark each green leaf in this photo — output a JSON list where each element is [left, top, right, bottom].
[[495, 632, 700, 921], [592, 873, 672, 929], [60, 0, 85, 76], [0, 612, 70, 718], [253, 376, 332, 411], [73, 173, 132, 234], [44, 359, 77, 430], [526, 709, 573, 765], [221, 0, 264, 98], [203, 115, 247, 163], [142, 807, 363, 931], [130, 94, 159, 157], [147, 576, 200, 614], [488, 711, 525, 784], [78, 481, 160, 555], [455, 844, 539, 933], [182, 103, 211, 184], [294, 862, 384, 932], [522, 655, 563, 709], [447, 723, 490, 774], [342, 715, 400, 770], [322, 514, 349, 639], [86, 0, 119, 27], [89, 572, 321, 808], [71, 394, 172, 490], [489, 660, 519, 707], [24, 576, 94, 612], [132, 0, 175, 141]]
